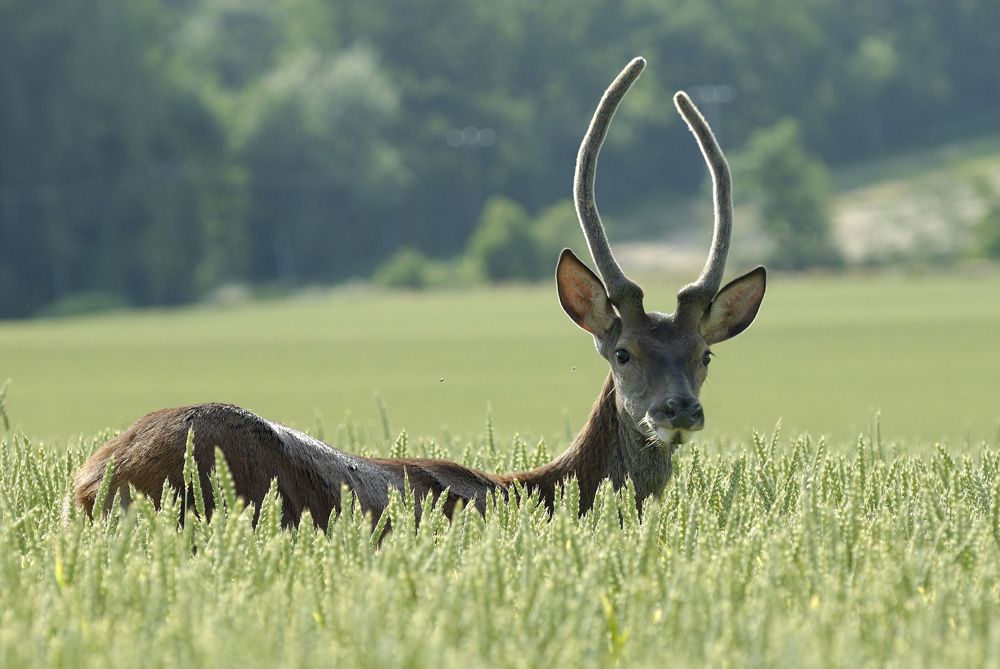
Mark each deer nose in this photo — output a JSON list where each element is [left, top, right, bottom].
[[663, 398, 704, 430]]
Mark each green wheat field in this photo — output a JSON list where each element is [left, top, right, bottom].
[[2, 271, 1000, 667]]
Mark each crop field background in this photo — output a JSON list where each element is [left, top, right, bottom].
[[2, 271, 1000, 667], [2, 271, 1000, 448]]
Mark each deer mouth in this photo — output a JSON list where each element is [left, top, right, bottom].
[[645, 423, 694, 451], [665, 428, 691, 445]]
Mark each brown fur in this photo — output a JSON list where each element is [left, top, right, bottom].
[[73, 374, 658, 529]]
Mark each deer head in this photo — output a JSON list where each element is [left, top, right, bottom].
[[557, 57, 766, 450]]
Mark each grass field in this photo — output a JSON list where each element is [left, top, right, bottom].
[[2, 271, 999, 447], [2, 271, 1000, 666], [1, 408, 999, 667]]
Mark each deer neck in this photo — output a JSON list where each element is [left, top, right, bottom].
[[502, 372, 673, 514]]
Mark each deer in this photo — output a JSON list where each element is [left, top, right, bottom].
[[73, 57, 765, 531]]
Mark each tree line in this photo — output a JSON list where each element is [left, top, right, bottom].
[[2, 0, 999, 317]]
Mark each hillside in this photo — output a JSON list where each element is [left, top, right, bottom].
[[833, 135, 1000, 265], [616, 134, 1000, 273]]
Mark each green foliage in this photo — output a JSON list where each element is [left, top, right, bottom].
[[743, 119, 842, 270], [5, 0, 1000, 316], [176, 0, 285, 91], [466, 196, 542, 282], [235, 45, 408, 282], [0, 0, 237, 317], [969, 173, 1000, 261], [372, 248, 437, 290], [33, 292, 131, 319], [532, 200, 586, 271], [371, 247, 481, 290], [3, 422, 1000, 666], [463, 197, 583, 283], [974, 206, 1000, 260]]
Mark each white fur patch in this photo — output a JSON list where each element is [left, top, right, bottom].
[[653, 426, 692, 447]]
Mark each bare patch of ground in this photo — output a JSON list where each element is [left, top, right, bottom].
[[833, 158, 1000, 264]]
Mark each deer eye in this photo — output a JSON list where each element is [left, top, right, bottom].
[[702, 351, 712, 367], [615, 349, 631, 365]]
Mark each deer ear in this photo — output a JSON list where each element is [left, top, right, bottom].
[[556, 249, 617, 339], [700, 266, 766, 345]]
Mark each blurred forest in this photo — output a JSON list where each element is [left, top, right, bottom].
[[2, 0, 999, 317]]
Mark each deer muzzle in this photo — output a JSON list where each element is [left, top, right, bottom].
[[664, 397, 704, 430], [646, 397, 705, 446]]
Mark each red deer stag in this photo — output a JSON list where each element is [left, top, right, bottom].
[[73, 57, 765, 529]]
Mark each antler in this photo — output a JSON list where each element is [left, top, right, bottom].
[[673, 91, 733, 325], [574, 57, 647, 321]]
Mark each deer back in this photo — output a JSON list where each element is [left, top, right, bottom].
[[74, 403, 504, 529]]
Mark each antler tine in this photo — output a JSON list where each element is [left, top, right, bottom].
[[574, 57, 647, 320], [673, 91, 733, 323]]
